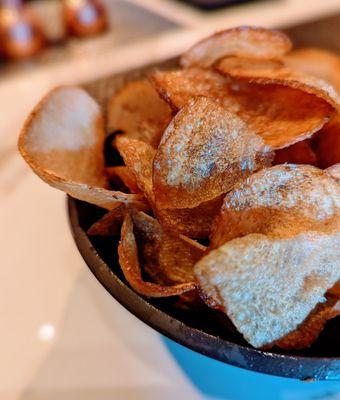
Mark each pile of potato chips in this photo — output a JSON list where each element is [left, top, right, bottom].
[[19, 27, 339, 350]]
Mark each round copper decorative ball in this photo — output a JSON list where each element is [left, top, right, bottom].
[[0, 4, 45, 60], [63, 0, 108, 38]]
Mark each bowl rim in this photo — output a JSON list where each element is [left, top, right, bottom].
[[67, 196, 340, 381]]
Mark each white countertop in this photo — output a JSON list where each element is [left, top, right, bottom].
[[1, 1, 340, 399]]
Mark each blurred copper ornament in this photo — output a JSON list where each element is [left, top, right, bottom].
[[63, 0, 108, 38], [0, 0, 45, 60]]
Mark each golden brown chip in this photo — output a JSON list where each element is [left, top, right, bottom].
[[180, 26, 292, 68], [150, 68, 231, 111], [156, 196, 223, 239], [275, 295, 340, 350], [106, 166, 140, 193], [87, 204, 127, 236], [328, 281, 340, 296], [217, 58, 340, 109], [151, 68, 333, 149], [230, 83, 334, 149], [132, 211, 205, 286], [327, 164, 340, 180], [115, 136, 156, 203], [273, 140, 317, 166], [18, 86, 146, 210], [115, 134, 218, 238], [210, 165, 340, 249], [62, 185, 148, 211], [195, 231, 340, 348], [118, 214, 197, 297], [107, 80, 172, 148], [284, 48, 340, 93], [153, 96, 272, 209], [215, 56, 283, 77], [314, 114, 340, 168]]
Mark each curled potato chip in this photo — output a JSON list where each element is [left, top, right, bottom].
[[107, 80, 172, 148], [62, 183, 148, 210], [115, 134, 217, 238], [156, 196, 223, 239], [273, 140, 317, 166], [150, 68, 228, 111], [210, 165, 340, 249], [228, 82, 334, 149], [284, 48, 340, 93], [106, 166, 140, 193], [151, 68, 333, 149], [87, 204, 127, 236], [215, 56, 283, 76], [217, 58, 340, 110], [195, 230, 340, 348], [153, 96, 272, 209], [115, 136, 156, 203], [275, 295, 340, 350], [180, 26, 292, 68], [118, 213, 197, 297], [132, 211, 205, 285], [327, 164, 340, 180], [329, 281, 340, 296], [314, 114, 340, 168], [18, 86, 146, 210]]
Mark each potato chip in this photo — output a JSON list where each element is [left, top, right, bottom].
[[153, 96, 272, 209], [107, 80, 172, 148], [210, 165, 340, 249], [151, 68, 333, 149], [177, 234, 207, 253], [314, 114, 340, 168], [150, 68, 229, 111], [180, 26, 292, 68], [156, 196, 223, 239], [284, 48, 340, 93], [115, 136, 156, 203], [118, 214, 197, 297], [273, 140, 317, 166], [327, 163, 340, 180], [114, 134, 217, 238], [62, 183, 148, 210], [328, 281, 340, 297], [87, 204, 127, 236], [195, 230, 340, 348], [217, 58, 340, 109], [18, 86, 146, 210], [106, 166, 140, 193], [132, 211, 205, 285], [229, 83, 334, 149], [275, 295, 340, 350], [215, 56, 283, 76]]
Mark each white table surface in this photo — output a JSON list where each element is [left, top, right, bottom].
[[1, 1, 340, 399]]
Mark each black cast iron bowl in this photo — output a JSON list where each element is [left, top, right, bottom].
[[66, 51, 340, 380]]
